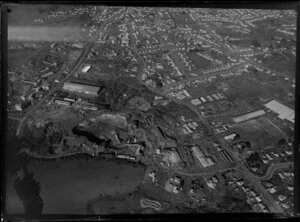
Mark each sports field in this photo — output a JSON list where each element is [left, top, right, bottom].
[[232, 116, 287, 150]]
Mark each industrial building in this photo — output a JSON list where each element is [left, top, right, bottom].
[[233, 109, 266, 123], [62, 82, 100, 96], [182, 89, 191, 97], [207, 95, 213, 102], [200, 97, 206, 103], [15, 104, 22, 111], [264, 100, 294, 124], [218, 150, 232, 163], [14, 101, 31, 111], [82, 65, 91, 73], [55, 99, 70, 106], [22, 80, 37, 86], [116, 154, 136, 161], [164, 176, 183, 194], [224, 132, 238, 141], [191, 98, 202, 105], [183, 124, 193, 134], [212, 94, 220, 100], [41, 71, 55, 78], [191, 146, 214, 168], [72, 43, 83, 48]]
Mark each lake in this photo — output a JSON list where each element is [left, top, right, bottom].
[[6, 156, 146, 215]]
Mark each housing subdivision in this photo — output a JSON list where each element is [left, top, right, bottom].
[[6, 4, 296, 216]]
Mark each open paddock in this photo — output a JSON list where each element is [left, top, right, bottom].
[[232, 116, 287, 151]]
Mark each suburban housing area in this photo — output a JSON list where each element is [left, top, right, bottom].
[[5, 4, 296, 216]]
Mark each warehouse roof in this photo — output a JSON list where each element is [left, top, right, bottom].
[[233, 109, 266, 123], [264, 100, 294, 123], [63, 82, 100, 96]]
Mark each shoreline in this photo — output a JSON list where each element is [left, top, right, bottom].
[[19, 148, 97, 159], [18, 148, 147, 168]]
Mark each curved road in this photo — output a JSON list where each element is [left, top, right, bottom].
[[259, 162, 293, 181], [16, 44, 92, 136], [128, 14, 286, 213]]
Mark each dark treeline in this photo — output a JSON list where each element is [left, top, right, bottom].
[[72, 126, 107, 146]]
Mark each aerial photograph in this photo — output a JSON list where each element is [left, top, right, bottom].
[[5, 4, 296, 216]]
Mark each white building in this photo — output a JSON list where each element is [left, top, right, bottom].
[[82, 65, 91, 73], [200, 97, 206, 103], [264, 100, 295, 124], [63, 82, 100, 96], [224, 133, 237, 141], [268, 187, 277, 194], [233, 109, 266, 123], [191, 146, 212, 168], [15, 104, 22, 111], [191, 98, 202, 105], [183, 89, 191, 97]]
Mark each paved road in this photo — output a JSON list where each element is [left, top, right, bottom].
[[8, 115, 21, 121], [15, 8, 127, 137], [126, 12, 147, 81], [213, 130, 284, 213], [129, 12, 285, 214], [162, 62, 245, 93], [259, 162, 293, 181], [16, 45, 91, 136], [175, 165, 238, 177], [185, 14, 290, 214]]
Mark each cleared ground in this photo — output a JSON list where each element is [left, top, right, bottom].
[[188, 52, 214, 70]]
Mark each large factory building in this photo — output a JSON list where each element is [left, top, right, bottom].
[[62, 82, 100, 96]]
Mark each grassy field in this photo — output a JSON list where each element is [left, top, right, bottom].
[[188, 52, 213, 70], [225, 76, 270, 101], [8, 48, 38, 72], [232, 116, 287, 151], [266, 81, 295, 109], [186, 83, 218, 98], [172, 13, 195, 25], [262, 53, 296, 77], [24, 159, 145, 214]]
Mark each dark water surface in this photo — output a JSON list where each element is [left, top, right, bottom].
[[6, 120, 145, 215], [6, 127, 145, 216]]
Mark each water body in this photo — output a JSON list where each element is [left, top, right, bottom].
[[28, 157, 145, 214], [6, 154, 145, 215], [5, 119, 41, 216], [6, 120, 145, 215]]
